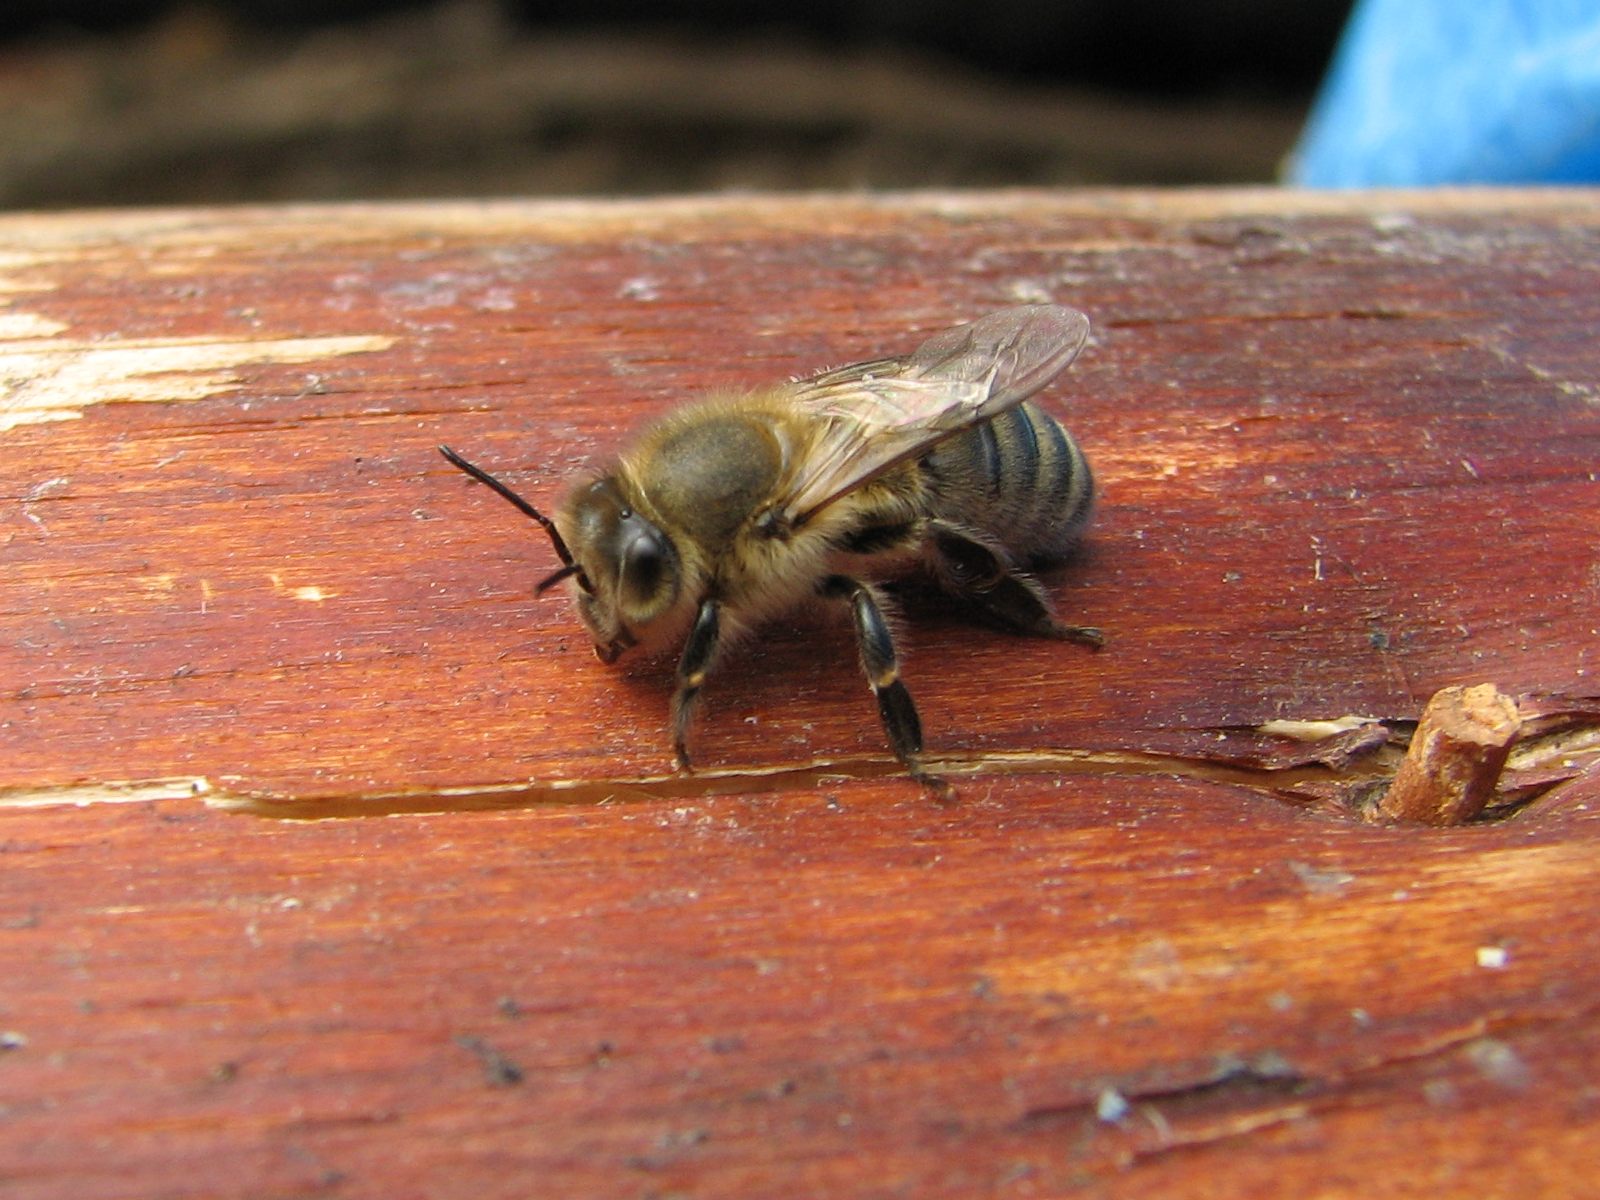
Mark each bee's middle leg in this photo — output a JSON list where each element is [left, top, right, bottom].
[[928, 522, 1104, 648], [821, 575, 950, 797]]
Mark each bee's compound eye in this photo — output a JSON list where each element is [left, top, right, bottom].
[[618, 523, 679, 621], [624, 533, 662, 591]]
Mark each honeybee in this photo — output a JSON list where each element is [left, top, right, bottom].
[[440, 305, 1102, 793]]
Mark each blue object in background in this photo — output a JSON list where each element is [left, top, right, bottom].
[[1290, 0, 1600, 185]]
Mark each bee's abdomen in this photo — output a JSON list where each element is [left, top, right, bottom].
[[920, 401, 1093, 562]]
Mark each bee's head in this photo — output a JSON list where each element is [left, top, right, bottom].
[[439, 446, 682, 663], [558, 475, 681, 662]]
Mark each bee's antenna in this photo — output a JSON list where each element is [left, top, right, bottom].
[[535, 563, 583, 595], [438, 444, 590, 591]]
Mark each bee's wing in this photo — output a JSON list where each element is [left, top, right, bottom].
[[776, 305, 1090, 527]]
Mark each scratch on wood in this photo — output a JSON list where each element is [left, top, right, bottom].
[[1025, 1003, 1600, 1170]]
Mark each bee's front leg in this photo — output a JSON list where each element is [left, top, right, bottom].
[[670, 597, 722, 772], [822, 576, 952, 799]]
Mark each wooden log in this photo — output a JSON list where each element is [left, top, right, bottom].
[[2, 190, 1599, 1198]]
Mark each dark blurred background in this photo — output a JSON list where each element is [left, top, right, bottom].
[[0, 0, 1353, 209]]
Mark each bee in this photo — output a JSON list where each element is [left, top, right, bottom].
[[440, 305, 1102, 793]]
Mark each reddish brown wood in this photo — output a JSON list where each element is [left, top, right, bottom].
[[4, 777, 1599, 1199], [3, 190, 1600, 1198]]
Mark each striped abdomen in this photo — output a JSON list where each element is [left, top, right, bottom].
[[919, 401, 1093, 563]]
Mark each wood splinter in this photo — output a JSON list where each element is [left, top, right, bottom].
[[1373, 684, 1522, 825]]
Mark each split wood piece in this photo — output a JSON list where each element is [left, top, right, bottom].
[[1373, 684, 1523, 825]]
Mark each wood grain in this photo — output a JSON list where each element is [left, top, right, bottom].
[[3, 190, 1599, 1197]]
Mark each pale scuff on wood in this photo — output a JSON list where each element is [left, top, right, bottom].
[[0, 332, 395, 431]]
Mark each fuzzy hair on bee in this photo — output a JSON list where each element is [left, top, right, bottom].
[[440, 305, 1102, 795]]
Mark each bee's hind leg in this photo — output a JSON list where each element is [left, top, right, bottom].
[[821, 576, 952, 799], [967, 571, 1105, 648], [928, 523, 1104, 648]]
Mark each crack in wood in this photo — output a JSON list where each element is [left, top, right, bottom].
[[8, 701, 1594, 821], [222, 721, 1597, 818]]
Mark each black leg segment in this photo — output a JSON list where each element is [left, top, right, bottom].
[[824, 575, 949, 795], [850, 587, 923, 763], [671, 597, 721, 771]]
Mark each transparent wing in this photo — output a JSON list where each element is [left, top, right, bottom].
[[775, 305, 1090, 527]]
